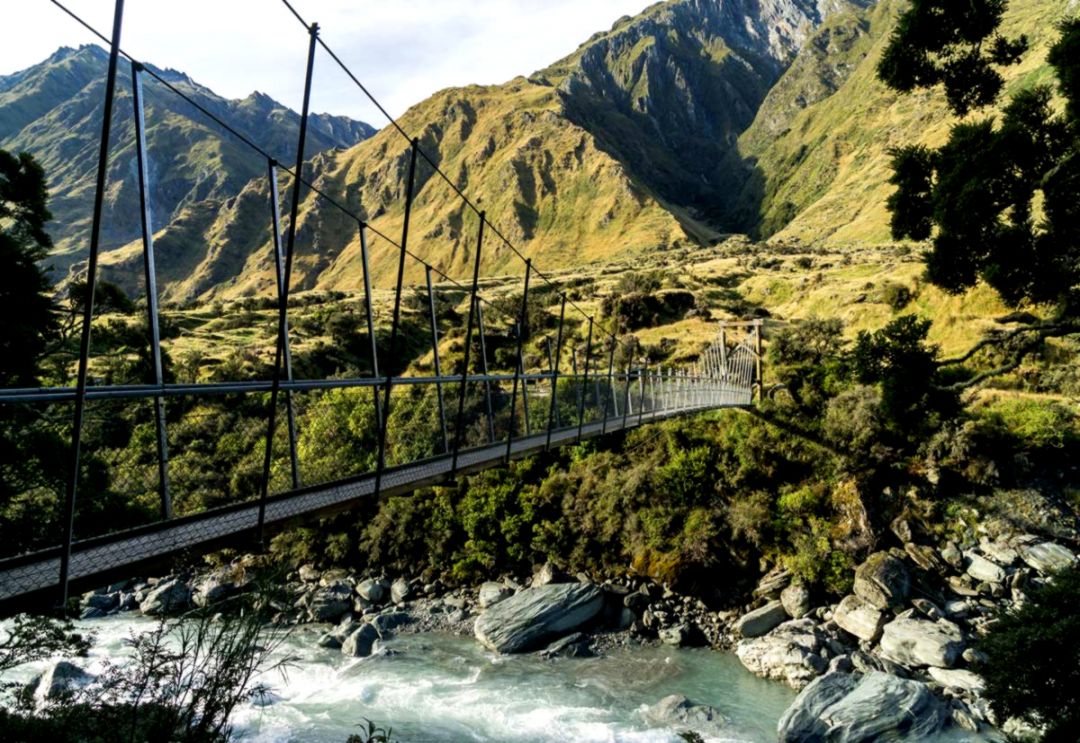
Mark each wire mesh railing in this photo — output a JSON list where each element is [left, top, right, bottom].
[[0, 0, 763, 607]]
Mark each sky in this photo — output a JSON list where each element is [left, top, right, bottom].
[[1, 0, 655, 125]]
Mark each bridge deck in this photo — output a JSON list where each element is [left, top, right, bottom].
[[0, 398, 747, 607]]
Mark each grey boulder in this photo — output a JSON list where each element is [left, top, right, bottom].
[[965, 552, 1006, 584], [853, 552, 910, 611], [478, 581, 513, 609], [735, 618, 827, 690], [474, 582, 603, 653], [139, 579, 191, 615], [833, 594, 885, 642], [879, 616, 965, 668], [31, 660, 94, 703], [1020, 542, 1076, 574], [782, 583, 813, 620], [357, 578, 389, 603], [778, 671, 948, 742], [735, 600, 788, 638], [342, 623, 379, 657], [646, 694, 731, 736]]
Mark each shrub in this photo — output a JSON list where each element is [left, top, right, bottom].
[[978, 568, 1080, 741]]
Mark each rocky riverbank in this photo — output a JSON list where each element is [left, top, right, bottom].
[[63, 520, 1077, 741]]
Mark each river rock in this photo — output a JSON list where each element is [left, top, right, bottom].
[[659, 624, 689, 647], [474, 582, 604, 653], [192, 573, 233, 608], [646, 694, 730, 736], [357, 578, 388, 603], [140, 579, 191, 615], [298, 564, 320, 582], [309, 585, 352, 623], [479, 582, 512, 609], [540, 631, 592, 658], [82, 592, 118, 612], [853, 553, 910, 611], [980, 539, 1019, 566], [965, 553, 1006, 584], [833, 594, 884, 642], [532, 562, 563, 586], [342, 623, 379, 657], [1020, 542, 1076, 574], [31, 660, 94, 703], [390, 577, 412, 605], [927, 667, 986, 695], [879, 617, 965, 668], [735, 618, 826, 689], [782, 584, 813, 620], [777, 671, 948, 742], [754, 567, 792, 599], [736, 600, 788, 638]]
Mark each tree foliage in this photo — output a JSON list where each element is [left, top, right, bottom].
[[880, 9, 1080, 307]]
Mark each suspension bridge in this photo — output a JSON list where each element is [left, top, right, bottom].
[[0, 0, 763, 610]]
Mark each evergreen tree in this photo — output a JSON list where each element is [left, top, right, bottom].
[[0, 149, 56, 387]]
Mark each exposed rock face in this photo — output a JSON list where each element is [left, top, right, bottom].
[[139, 579, 191, 615], [879, 617, 965, 669], [473, 582, 604, 653], [735, 618, 828, 689], [833, 594, 884, 642], [736, 600, 789, 638], [853, 553, 910, 611], [777, 671, 949, 742]]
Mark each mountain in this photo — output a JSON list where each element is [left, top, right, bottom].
[[94, 0, 873, 303], [0, 45, 375, 276], [722, 0, 1069, 243]]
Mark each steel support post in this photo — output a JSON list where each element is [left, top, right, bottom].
[[376, 139, 419, 493], [505, 260, 531, 461], [754, 319, 764, 401], [606, 342, 618, 425], [545, 295, 567, 451], [131, 60, 171, 521], [638, 362, 647, 426], [425, 266, 449, 453], [577, 317, 593, 441], [58, 0, 125, 607], [358, 224, 384, 433], [621, 365, 632, 430], [475, 299, 495, 443], [267, 160, 300, 490], [258, 21, 318, 544], [452, 212, 485, 474]]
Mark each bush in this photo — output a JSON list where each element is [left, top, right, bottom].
[[978, 568, 1080, 741]]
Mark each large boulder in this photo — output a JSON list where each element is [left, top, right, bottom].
[[474, 582, 603, 653], [879, 617, 965, 669], [139, 579, 191, 615], [735, 619, 828, 690], [735, 600, 788, 638], [833, 595, 885, 643], [309, 584, 353, 623], [192, 572, 234, 608], [390, 577, 412, 605], [778, 671, 948, 742], [853, 553, 910, 611], [356, 578, 389, 603], [342, 623, 379, 657], [31, 661, 94, 703], [1020, 542, 1076, 574], [964, 552, 1006, 584], [927, 667, 986, 695]]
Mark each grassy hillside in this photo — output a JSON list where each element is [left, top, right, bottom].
[[729, 0, 1070, 243]]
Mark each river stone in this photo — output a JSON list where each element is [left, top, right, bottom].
[[309, 585, 352, 623], [1020, 542, 1077, 574], [782, 584, 813, 620], [646, 694, 731, 735], [31, 660, 94, 702], [736, 600, 788, 638], [479, 582, 512, 609], [342, 623, 379, 657], [298, 564, 320, 582], [754, 567, 792, 599], [474, 582, 603, 653], [777, 671, 948, 742], [82, 592, 118, 612], [965, 552, 1006, 584], [390, 577, 412, 605], [192, 573, 233, 608], [980, 539, 1019, 566], [879, 617, 965, 668], [927, 667, 986, 695], [659, 624, 689, 647], [853, 552, 910, 611], [357, 578, 388, 603], [735, 619, 825, 690], [833, 594, 885, 642], [140, 579, 191, 615], [540, 631, 593, 658]]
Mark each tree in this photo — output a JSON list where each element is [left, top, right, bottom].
[[879, 8, 1080, 308], [978, 568, 1080, 741], [0, 149, 56, 387]]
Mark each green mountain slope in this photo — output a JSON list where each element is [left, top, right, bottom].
[[726, 0, 1070, 243], [0, 45, 374, 276]]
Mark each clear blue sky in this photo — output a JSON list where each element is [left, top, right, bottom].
[[3, 0, 655, 125]]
